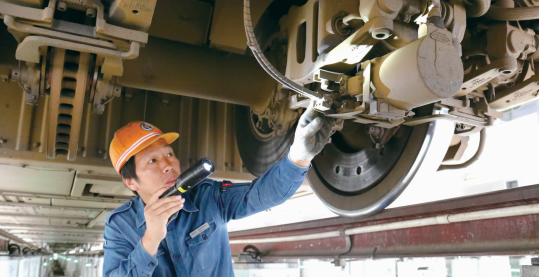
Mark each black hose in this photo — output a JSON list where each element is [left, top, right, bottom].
[[243, 0, 322, 101], [438, 128, 486, 171]]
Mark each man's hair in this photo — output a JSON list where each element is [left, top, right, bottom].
[[119, 156, 139, 196]]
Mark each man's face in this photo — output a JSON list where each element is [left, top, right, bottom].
[[124, 138, 181, 201]]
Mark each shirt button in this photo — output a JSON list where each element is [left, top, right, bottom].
[[148, 262, 155, 267], [202, 235, 207, 240], [173, 254, 179, 260], [167, 227, 172, 232], [302, 171, 307, 176]]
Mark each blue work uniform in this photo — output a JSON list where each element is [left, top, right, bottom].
[[102, 155, 309, 277]]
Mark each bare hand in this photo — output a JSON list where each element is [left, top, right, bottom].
[[141, 186, 185, 255]]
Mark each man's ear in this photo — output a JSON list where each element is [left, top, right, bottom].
[[123, 177, 139, 192]]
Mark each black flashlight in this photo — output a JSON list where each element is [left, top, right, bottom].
[[159, 158, 215, 199]]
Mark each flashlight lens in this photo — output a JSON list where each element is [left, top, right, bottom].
[[203, 163, 212, 171]]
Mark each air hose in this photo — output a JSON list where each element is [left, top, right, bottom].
[[243, 0, 322, 101], [484, 5, 539, 21]]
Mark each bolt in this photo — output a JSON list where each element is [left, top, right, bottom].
[[97, 149, 104, 155], [225, 162, 229, 167], [0, 138, 6, 144], [57, 2, 67, 11], [86, 8, 96, 18], [32, 142, 41, 148]]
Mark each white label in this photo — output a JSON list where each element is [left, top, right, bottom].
[[189, 222, 210, 239]]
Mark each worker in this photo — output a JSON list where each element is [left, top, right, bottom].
[[102, 103, 335, 276]]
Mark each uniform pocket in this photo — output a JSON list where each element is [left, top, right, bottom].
[[185, 220, 219, 272]]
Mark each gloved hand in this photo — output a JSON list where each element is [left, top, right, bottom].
[[289, 101, 336, 163]]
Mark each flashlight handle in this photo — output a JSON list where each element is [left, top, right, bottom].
[[159, 158, 215, 199]]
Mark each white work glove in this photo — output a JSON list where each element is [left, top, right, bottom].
[[289, 102, 336, 162]]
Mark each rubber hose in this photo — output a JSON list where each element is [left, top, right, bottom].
[[484, 6, 539, 21], [531, 36, 539, 61], [243, 0, 322, 100], [463, 0, 490, 17], [437, 128, 486, 171]]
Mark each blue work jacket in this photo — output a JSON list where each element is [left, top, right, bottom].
[[103, 155, 309, 277]]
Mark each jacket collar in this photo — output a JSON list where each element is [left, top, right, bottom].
[[136, 193, 199, 228]]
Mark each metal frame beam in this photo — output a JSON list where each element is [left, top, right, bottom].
[[7, 229, 103, 234], [0, 213, 95, 221], [0, 190, 130, 202], [0, 223, 104, 232], [229, 185, 539, 258], [0, 228, 32, 247], [0, 200, 107, 211], [15, 234, 103, 241]]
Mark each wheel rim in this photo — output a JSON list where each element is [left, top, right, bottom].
[[308, 115, 455, 218], [314, 124, 410, 195], [249, 109, 275, 139], [235, 105, 296, 176]]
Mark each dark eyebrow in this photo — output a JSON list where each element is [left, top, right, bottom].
[[142, 144, 173, 160]]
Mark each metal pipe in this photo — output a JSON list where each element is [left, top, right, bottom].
[[229, 203, 539, 244], [463, 0, 490, 18], [119, 36, 276, 111], [438, 128, 486, 171]]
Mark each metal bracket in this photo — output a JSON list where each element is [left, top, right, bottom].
[[332, 229, 352, 268], [16, 35, 139, 64], [362, 61, 378, 116], [403, 114, 489, 127], [238, 245, 262, 263]]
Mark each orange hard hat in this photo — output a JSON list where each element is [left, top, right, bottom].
[[109, 121, 179, 174]]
